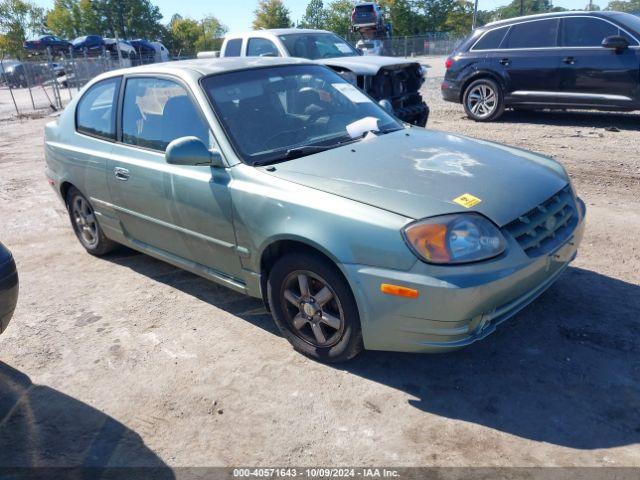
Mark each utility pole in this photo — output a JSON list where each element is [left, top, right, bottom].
[[472, 0, 479, 29], [520, 0, 524, 16]]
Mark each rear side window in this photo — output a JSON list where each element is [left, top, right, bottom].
[[121, 77, 212, 152], [473, 26, 509, 50], [76, 77, 121, 140], [503, 19, 559, 49], [561, 17, 626, 47], [247, 38, 280, 57], [224, 39, 242, 57]]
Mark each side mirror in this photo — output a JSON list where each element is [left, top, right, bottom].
[[602, 35, 629, 51], [165, 136, 224, 167], [378, 99, 394, 114]]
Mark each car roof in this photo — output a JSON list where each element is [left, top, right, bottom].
[[482, 10, 623, 29], [92, 56, 313, 81], [227, 28, 333, 38]]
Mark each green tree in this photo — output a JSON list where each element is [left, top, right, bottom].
[[415, 0, 456, 32], [300, 0, 327, 29], [169, 17, 201, 55], [97, 0, 163, 38], [606, 0, 640, 11], [46, 0, 164, 39], [0, 0, 45, 57], [378, 0, 424, 35], [195, 15, 228, 52], [252, 0, 293, 29], [324, 0, 354, 36], [46, 0, 83, 38], [492, 0, 564, 20], [78, 0, 105, 36], [442, 0, 474, 35]]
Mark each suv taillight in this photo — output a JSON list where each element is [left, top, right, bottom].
[[445, 57, 454, 69], [351, 10, 356, 21]]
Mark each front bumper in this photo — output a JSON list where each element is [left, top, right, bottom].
[[343, 202, 585, 353], [395, 102, 429, 127], [0, 254, 19, 334]]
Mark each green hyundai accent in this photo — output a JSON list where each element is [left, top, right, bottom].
[[44, 57, 585, 362]]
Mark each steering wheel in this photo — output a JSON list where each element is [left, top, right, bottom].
[[263, 128, 306, 150]]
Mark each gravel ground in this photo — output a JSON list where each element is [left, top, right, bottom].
[[0, 72, 639, 470]]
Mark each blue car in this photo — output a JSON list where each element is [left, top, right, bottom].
[[72, 35, 105, 55], [24, 35, 71, 55], [129, 39, 156, 64]]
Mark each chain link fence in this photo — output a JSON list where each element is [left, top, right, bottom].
[[0, 47, 165, 120], [0, 36, 459, 120], [345, 34, 463, 57]]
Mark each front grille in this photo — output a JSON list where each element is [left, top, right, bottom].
[[504, 185, 577, 258]]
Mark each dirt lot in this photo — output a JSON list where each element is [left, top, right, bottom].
[[0, 73, 639, 470]]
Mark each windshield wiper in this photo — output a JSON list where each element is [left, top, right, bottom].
[[254, 138, 357, 166]]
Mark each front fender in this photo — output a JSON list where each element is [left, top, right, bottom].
[[228, 165, 417, 275]]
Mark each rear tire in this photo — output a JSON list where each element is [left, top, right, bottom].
[[463, 78, 505, 122], [267, 252, 363, 362], [66, 187, 117, 256]]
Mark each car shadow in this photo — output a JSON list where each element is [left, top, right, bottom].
[[104, 249, 640, 450], [0, 362, 175, 477], [497, 108, 640, 131]]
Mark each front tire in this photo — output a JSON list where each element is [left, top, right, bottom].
[[267, 252, 363, 362], [66, 187, 117, 256], [463, 78, 505, 122]]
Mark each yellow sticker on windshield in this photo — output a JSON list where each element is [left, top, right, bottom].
[[453, 193, 482, 208]]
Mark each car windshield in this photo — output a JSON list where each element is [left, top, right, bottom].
[[202, 65, 403, 165], [278, 33, 359, 59]]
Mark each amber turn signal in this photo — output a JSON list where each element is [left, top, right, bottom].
[[380, 283, 420, 299]]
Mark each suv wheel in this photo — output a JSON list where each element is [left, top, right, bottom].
[[267, 252, 363, 362], [66, 187, 117, 256], [463, 78, 505, 122]]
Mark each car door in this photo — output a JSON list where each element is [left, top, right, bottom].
[[107, 75, 243, 280], [65, 77, 121, 234], [485, 18, 562, 104], [557, 16, 640, 106]]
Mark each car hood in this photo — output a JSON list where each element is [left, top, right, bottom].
[[314, 55, 420, 75], [262, 129, 569, 226]]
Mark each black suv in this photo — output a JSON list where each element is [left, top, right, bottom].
[[442, 11, 640, 121]]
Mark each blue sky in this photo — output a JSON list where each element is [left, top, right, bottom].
[[33, 0, 608, 33]]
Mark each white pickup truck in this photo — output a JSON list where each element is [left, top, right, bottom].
[[220, 29, 429, 126]]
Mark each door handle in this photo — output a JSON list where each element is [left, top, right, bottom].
[[563, 56, 576, 65], [114, 167, 130, 181], [499, 58, 511, 66]]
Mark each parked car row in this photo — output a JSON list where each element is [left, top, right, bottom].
[[23, 34, 170, 63]]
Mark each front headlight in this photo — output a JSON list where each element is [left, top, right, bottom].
[[402, 213, 506, 264]]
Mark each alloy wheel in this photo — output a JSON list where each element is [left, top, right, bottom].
[[71, 196, 98, 247], [466, 83, 497, 119], [281, 270, 345, 348]]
